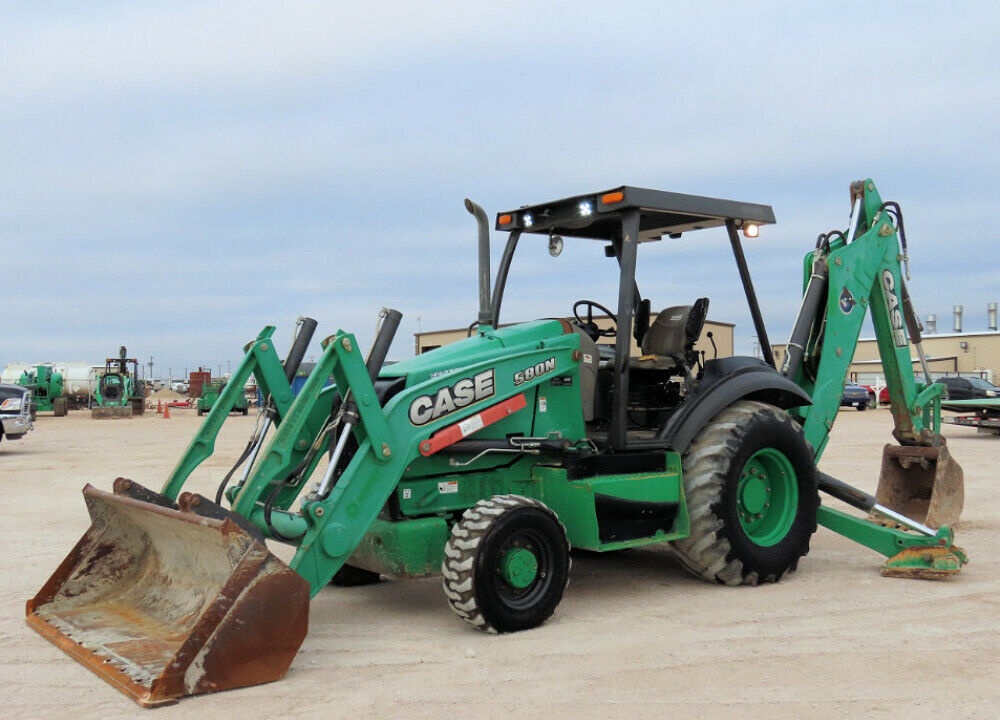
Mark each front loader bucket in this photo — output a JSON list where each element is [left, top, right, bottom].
[[26, 481, 310, 707], [875, 442, 964, 529]]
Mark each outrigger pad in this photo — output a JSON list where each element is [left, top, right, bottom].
[[876, 442, 964, 529], [882, 543, 968, 580], [26, 482, 310, 707]]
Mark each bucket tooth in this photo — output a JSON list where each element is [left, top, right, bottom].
[[875, 441, 964, 528], [26, 483, 310, 707]]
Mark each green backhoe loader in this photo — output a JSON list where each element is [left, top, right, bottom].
[[92, 347, 146, 418], [28, 179, 965, 706]]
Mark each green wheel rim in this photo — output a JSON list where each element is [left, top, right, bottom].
[[737, 448, 798, 546]]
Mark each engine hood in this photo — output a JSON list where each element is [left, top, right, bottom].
[[384, 319, 574, 386]]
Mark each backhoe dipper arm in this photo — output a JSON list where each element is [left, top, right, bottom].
[[782, 180, 964, 563], [787, 179, 943, 460]]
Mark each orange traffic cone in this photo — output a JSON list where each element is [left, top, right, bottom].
[[163, 403, 171, 419], [156, 400, 163, 414]]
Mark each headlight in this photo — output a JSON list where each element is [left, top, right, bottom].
[[987, 390, 997, 397], [0, 398, 22, 412]]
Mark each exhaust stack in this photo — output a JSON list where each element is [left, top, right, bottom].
[[465, 198, 493, 328]]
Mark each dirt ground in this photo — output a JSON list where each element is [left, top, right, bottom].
[[2, 406, 997, 719]]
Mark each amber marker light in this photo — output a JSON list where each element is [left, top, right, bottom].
[[498, 214, 513, 226], [601, 191, 624, 205]]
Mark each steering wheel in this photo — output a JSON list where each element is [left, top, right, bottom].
[[573, 300, 618, 338]]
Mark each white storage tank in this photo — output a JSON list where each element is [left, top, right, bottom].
[[2, 362, 98, 403]]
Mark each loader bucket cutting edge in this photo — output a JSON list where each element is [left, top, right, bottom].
[[26, 483, 310, 707], [874, 442, 964, 529]]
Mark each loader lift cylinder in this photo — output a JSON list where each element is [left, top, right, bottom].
[[365, 308, 402, 382], [284, 317, 319, 383], [316, 308, 402, 499], [233, 317, 319, 496]]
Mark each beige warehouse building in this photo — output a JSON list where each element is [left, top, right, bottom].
[[416, 315, 735, 361], [771, 304, 1000, 385], [414, 303, 1000, 385], [420, 308, 1000, 389]]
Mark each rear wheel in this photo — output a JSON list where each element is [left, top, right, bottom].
[[443, 495, 570, 633], [671, 400, 818, 585]]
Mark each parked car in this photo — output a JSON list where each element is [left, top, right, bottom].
[[841, 381, 874, 410], [0, 383, 34, 445], [936, 376, 1000, 401]]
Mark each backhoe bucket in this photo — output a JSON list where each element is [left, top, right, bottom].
[[26, 481, 310, 707], [875, 442, 964, 529]]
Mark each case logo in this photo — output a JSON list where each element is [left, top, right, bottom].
[[881, 270, 907, 347], [409, 369, 495, 426]]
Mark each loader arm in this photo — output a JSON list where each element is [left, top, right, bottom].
[[162, 326, 289, 500], [225, 321, 587, 595]]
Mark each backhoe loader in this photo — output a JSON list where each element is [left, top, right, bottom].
[[92, 346, 145, 417], [27, 179, 966, 706]]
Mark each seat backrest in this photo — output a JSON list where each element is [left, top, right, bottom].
[[640, 298, 710, 365], [572, 327, 600, 421]]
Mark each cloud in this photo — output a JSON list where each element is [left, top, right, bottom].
[[2, 2, 998, 377]]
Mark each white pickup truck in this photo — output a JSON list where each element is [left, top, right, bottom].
[[0, 383, 33, 444]]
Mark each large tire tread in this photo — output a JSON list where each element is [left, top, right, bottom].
[[442, 494, 569, 634], [671, 400, 818, 587]]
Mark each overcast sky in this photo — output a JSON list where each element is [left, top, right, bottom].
[[3, 2, 998, 380]]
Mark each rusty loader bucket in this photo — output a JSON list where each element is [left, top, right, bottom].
[[875, 441, 964, 529], [26, 480, 310, 707]]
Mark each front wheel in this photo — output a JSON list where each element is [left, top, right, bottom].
[[442, 495, 570, 634], [53, 398, 68, 417], [671, 400, 818, 585]]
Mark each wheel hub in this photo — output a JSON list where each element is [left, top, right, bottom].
[[500, 547, 539, 589], [737, 448, 799, 546], [740, 473, 768, 514]]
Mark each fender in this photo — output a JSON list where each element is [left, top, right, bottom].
[[656, 357, 812, 454]]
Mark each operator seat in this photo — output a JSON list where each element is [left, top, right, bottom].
[[572, 327, 600, 421], [636, 298, 710, 374]]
